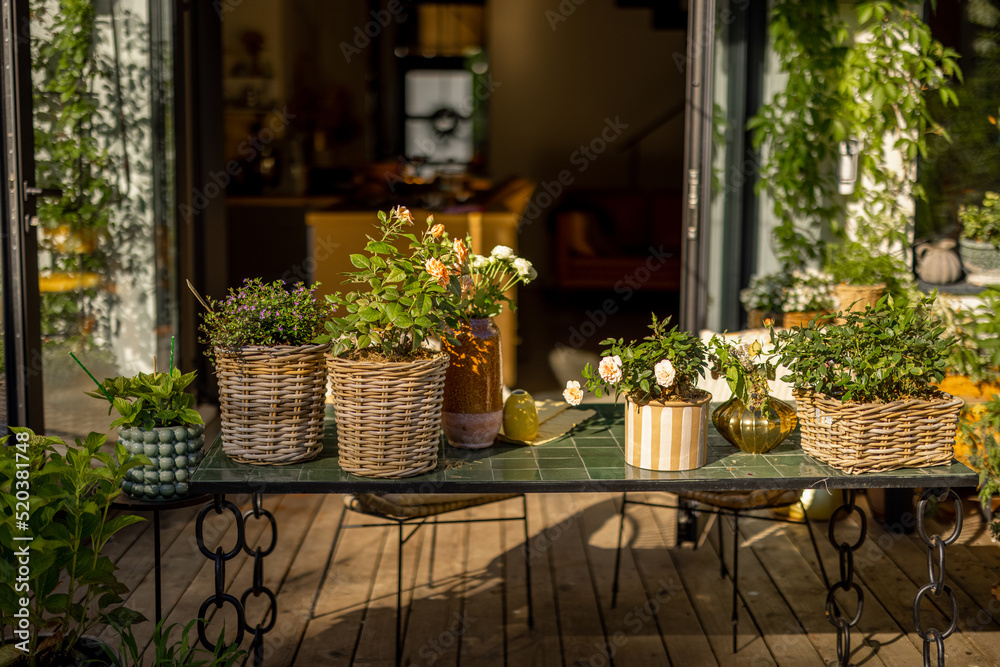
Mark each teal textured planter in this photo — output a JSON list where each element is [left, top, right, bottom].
[[959, 238, 1000, 273], [118, 423, 205, 500]]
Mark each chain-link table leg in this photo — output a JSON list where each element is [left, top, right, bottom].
[[195, 493, 277, 667], [914, 488, 962, 667], [826, 489, 866, 666]]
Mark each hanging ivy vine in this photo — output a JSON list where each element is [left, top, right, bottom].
[[748, 0, 961, 269]]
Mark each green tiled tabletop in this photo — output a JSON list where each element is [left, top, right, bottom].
[[190, 404, 978, 494]]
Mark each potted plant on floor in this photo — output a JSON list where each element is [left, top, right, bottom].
[[739, 271, 789, 329], [322, 206, 466, 478], [194, 278, 335, 465], [825, 241, 911, 317], [0, 429, 146, 666], [959, 191, 1000, 276], [569, 314, 711, 471], [962, 394, 1000, 540], [440, 241, 537, 449], [708, 336, 797, 454], [771, 294, 963, 474], [780, 268, 837, 329], [78, 353, 205, 500]]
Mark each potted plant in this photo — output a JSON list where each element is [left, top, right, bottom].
[[322, 207, 466, 477], [825, 241, 912, 316], [780, 268, 837, 329], [569, 314, 711, 472], [440, 240, 537, 449], [959, 191, 1000, 275], [195, 278, 335, 465], [739, 271, 789, 328], [771, 294, 963, 474], [708, 336, 797, 454], [102, 616, 246, 666], [0, 429, 147, 666], [962, 395, 1000, 540], [78, 355, 205, 500]]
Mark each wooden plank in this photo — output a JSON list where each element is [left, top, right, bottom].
[[455, 502, 507, 666], [541, 493, 613, 666], [399, 512, 468, 667], [296, 501, 392, 666], [503, 494, 564, 667], [624, 496, 718, 666], [644, 496, 775, 666], [576, 493, 675, 666]]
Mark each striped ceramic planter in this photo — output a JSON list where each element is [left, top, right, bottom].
[[624, 392, 712, 471]]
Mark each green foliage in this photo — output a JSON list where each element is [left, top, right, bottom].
[[0, 429, 148, 666], [102, 617, 247, 667], [323, 207, 466, 359], [198, 279, 336, 363], [824, 241, 913, 298], [771, 294, 953, 403], [964, 395, 1000, 540], [86, 368, 203, 430], [959, 191, 1000, 245], [581, 314, 709, 404], [936, 288, 1000, 384], [749, 0, 961, 266], [709, 337, 776, 413]]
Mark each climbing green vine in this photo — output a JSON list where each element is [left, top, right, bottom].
[[749, 0, 961, 270]]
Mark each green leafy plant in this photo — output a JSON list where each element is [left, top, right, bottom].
[[960, 395, 1000, 540], [0, 429, 147, 666], [771, 294, 953, 402], [84, 367, 203, 430], [749, 0, 960, 267], [196, 278, 336, 363], [959, 191, 1000, 245], [709, 336, 776, 413], [101, 617, 247, 667], [825, 241, 913, 298], [935, 288, 1000, 385], [739, 271, 791, 314], [782, 268, 837, 312], [575, 314, 709, 405], [322, 207, 466, 359]]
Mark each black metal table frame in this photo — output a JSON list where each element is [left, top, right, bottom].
[[189, 409, 976, 667]]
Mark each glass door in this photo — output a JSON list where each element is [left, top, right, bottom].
[[2, 0, 178, 438]]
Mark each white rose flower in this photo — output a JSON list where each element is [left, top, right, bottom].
[[470, 254, 490, 269], [654, 359, 676, 388], [491, 245, 514, 260], [563, 380, 583, 406], [598, 355, 623, 384], [513, 257, 535, 279]]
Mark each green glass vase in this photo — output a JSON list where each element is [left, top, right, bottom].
[[712, 396, 797, 454]]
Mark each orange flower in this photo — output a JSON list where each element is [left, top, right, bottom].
[[460, 274, 474, 297], [453, 239, 469, 265], [425, 257, 450, 287], [394, 206, 414, 225], [430, 223, 445, 238]]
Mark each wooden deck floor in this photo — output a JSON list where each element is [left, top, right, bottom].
[[98, 491, 1000, 666]]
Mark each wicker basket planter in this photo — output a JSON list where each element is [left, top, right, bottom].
[[794, 390, 964, 474], [328, 353, 449, 478], [782, 310, 831, 329], [216, 343, 330, 465], [747, 309, 781, 329], [834, 283, 885, 315]]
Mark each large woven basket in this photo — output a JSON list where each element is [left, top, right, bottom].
[[216, 344, 330, 465], [782, 310, 831, 329], [794, 390, 963, 474], [328, 353, 449, 478], [833, 283, 885, 323]]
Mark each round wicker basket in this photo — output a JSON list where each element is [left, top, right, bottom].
[[328, 353, 449, 478], [834, 283, 885, 318], [747, 309, 781, 329], [216, 344, 330, 465], [781, 310, 830, 329], [794, 390, 963, 474]]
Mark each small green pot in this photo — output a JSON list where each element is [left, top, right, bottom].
[[503, 390, 538, 442], [117, 423, 206, 500]]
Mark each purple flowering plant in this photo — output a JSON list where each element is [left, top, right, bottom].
[[198, 278, 336, 361]]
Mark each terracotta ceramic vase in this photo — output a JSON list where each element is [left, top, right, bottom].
[[712, 396, 798, 454], [442, 318, 503, 448], [624, 391, 712, 471]]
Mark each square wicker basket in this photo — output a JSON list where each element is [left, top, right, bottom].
[[793, 390, 964, 474]]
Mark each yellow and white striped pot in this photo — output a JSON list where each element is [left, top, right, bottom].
[[624, 393, 712, 471]]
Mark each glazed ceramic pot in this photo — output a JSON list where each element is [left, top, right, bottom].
[[712, 396, 798, 454], [118, 423, 206, 500], [442, 318, 503, 449], [624, 391, 711, 471], [503, 389, 538, 441]]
